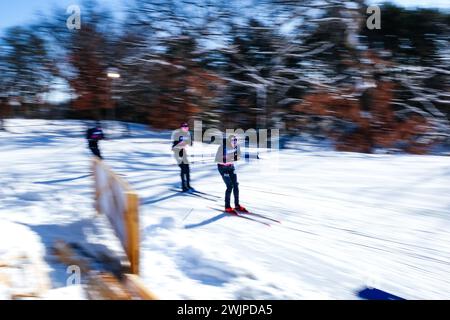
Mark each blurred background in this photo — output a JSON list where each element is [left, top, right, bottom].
[[0, 0, 449, 154], [1, 1, 450, 300]]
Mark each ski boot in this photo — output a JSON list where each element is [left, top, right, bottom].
[[225, 207, 237, 215], [234, 205, 249, 213]]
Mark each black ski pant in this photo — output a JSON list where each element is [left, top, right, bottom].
[[89, 142, 102, 159], [179, 163, 191, 190], [218, 164, 239, 209]]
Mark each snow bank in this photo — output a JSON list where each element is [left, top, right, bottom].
[[0, 220, 50, 299]]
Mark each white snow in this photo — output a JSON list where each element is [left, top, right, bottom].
[[1, 119, 450, 300], [0, 220, 49, 299], [41, 285, 87, 300]]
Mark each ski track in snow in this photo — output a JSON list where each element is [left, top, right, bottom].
[[1, 119, 450, 299]]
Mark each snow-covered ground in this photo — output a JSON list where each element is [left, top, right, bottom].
[[1, 119, 450, 299]]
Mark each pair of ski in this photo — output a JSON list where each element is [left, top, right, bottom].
[[172, 188, 281, 227], [209, 206, 281, 227]]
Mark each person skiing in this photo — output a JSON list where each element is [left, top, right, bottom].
[[86, 122, 105, 159], [172, 122, 193, 192], [215, 134, 247, 214]]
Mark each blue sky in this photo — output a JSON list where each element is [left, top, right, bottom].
[[0, 0, 449, 33], [0, 0, 450, 31], [0, 0, 124, 32]]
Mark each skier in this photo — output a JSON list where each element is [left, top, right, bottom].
[[215, 134, 247, 214], [86, 122, 105, 159], [172, 122, 193, 192]]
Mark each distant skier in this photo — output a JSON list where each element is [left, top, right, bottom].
[[172, 122, 193, 192], [215, 134, 247, 214], [86, 122, 105, 159]]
